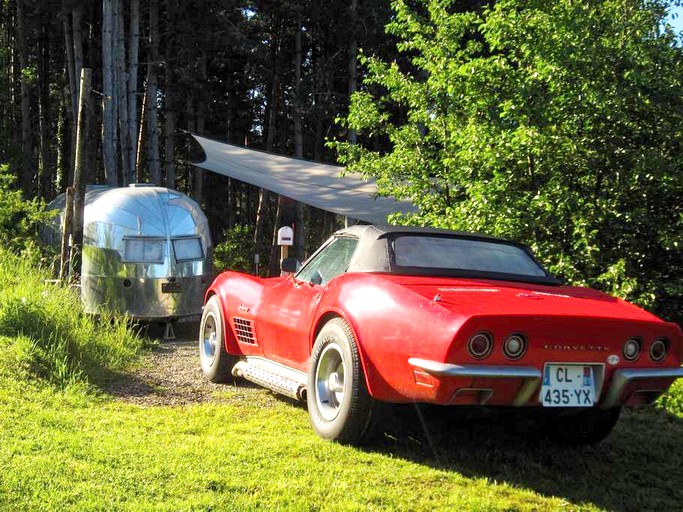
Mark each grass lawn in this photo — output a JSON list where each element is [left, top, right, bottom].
[[1, 365, 682, 511], [0, 249, 681, 511]]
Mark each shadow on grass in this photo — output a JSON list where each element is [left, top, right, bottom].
[[365, 404, 683, 512]]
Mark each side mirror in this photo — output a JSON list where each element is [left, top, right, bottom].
[[310, 269, 323, 286], [280, 257, 299, 274]]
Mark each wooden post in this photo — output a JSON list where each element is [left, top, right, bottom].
[[59, 187, 74, 280], [70, 68, 92, 278]]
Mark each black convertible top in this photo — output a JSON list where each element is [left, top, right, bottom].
[[329, 224, 559, 285]]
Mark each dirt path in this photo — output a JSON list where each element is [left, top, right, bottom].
[[105, 326, 260, 406]]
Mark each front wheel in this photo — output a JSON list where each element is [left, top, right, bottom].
[[199, 296, 236, 383], [307, 318, 375, 444], [544, 407, 621, 446]]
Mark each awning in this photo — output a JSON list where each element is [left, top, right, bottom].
[[191, 134, 416, 224]]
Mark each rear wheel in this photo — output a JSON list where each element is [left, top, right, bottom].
[[307, 318, 375, 444], [545, 407, 621, 446], [199, 296, 236, 383]]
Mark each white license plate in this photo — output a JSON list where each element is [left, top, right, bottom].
[[540, 364, 596, 407]]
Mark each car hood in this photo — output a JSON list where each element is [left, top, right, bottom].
[[380, 275, 661, 323]]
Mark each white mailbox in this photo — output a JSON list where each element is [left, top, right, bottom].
[[277, 226, 294, 246]]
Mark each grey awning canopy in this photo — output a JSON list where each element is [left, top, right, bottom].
[[191, 134, 416, 224]]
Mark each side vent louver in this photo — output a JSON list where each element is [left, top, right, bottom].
[[233, 317, 257, 345]]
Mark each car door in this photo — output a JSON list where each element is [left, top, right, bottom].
[[256, 236, 359, 371]]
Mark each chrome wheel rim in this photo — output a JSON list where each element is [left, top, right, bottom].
[[315, 342, 345, 421], [201, 312, 218, 367]]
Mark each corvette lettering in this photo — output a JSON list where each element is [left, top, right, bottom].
[[543, 344, 609, 352]]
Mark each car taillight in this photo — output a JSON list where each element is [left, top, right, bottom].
[[623, 337, 641, 361], [504, 333, 527, 360], [468, 332, 493, 359], [649, 338, 668, 362]]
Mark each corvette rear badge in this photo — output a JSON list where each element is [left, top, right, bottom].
[[607, 354, 620, 365]]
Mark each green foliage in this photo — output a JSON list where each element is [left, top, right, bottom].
[[657, 378, 683, 415], [0, 248, 146, 388], [213, 224, 256, 274], [0, 164, 54, 261], [333, 0, 683, 322]]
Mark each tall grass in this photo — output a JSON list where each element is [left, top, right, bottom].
[[0, 248, 145, 387]]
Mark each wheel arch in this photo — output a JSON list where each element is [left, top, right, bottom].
[[204, 283, 241, 356], [310, 307, 377, 399]]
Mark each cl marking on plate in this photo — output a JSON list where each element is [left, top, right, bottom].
[[607, 354, 620, 365]]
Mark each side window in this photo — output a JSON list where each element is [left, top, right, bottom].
[[295, 236, 358, 286]]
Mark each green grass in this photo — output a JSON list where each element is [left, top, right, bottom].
[[0, 248, 146, 387], [0, 248, 681, 511]]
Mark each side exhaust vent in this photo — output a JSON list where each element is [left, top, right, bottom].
[[233, 317, 257, 345], [232, 359, 306, 401]]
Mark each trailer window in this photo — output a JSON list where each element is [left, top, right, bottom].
[[123, 238, 164, 263], [172, 237, 203, 262]]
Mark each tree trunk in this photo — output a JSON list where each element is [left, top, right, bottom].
[[62, 12, 77, 125], [114, 0, 131, 184], [16, 0, 33, 196], [136, 86, 146, 180], [192, 51, 206, 202], [72, 6, 84, 104], [293, 11, 305, 260], [347, 0, 358, 145], [146, 0, 161, 185], [38, 25, 52, 198], [71, 68, 93, 278], [102, 0, 118, 186], [128, 0, 140, 179], [163, 0, 175, 188]]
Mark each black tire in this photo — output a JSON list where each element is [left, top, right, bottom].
[[545, 407, 621, 446], [307, 318, 375, 444], [198, 296, 237, 383]]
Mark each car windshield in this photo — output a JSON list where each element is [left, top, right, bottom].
[[392, 235, 547, 277]]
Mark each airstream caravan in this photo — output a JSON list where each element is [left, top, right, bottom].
[[45, 185, 212, 322]]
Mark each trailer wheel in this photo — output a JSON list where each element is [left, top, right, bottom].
[[199, 296, 236, 383]]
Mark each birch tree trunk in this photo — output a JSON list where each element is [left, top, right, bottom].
[[163, 0, 175, 188], [102, 0, 119, 186], [293, 11, 305, 260], [128, 0, 140, 179], [146, 0, 162, 185], [114, 0, 131, 184]]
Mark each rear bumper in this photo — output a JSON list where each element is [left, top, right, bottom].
[[408, 357, 683, 408]]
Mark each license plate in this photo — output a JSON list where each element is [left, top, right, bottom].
[[162, 282, 182, 293], [540, 364, 596, 407]]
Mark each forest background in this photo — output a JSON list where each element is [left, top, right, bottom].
[[0, 0, 681, 325]]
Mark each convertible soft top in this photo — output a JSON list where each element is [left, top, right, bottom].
[[325, 225, 557, 285]]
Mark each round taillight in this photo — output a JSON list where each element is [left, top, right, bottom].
[[468, 332, 493, 359], [504, 334, 527, 360], [623, 338, 641, 361], [650, 338, 668, 362]]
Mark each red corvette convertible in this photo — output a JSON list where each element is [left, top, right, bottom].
[[199, 225, 683, 445]]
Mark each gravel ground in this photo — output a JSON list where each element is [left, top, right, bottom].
[[104, 323, 260, 406]]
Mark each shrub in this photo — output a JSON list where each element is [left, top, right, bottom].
[[213, 224, 256, 274]]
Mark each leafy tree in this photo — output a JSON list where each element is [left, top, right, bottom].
[[333, 0, 683, 322]]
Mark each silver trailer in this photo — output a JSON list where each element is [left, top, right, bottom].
[[45, 184, 212, 322]]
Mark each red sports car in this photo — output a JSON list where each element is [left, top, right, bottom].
[[199, 225, 683, 445]]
